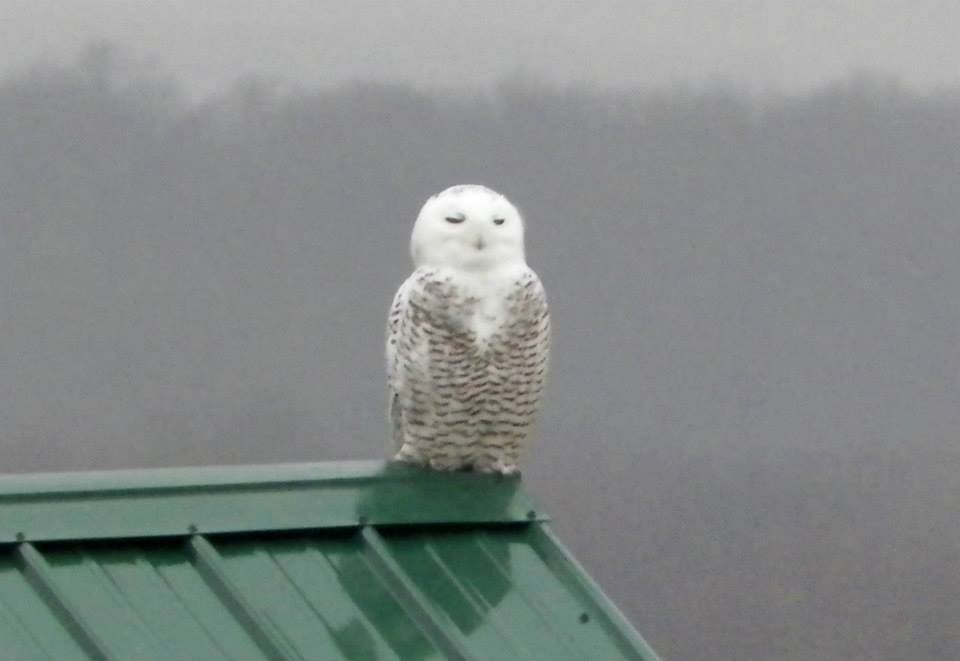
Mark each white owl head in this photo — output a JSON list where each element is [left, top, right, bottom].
[[410, 185, 526, 270]]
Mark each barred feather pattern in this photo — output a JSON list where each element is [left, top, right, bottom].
[[386, 266, 550, 473]]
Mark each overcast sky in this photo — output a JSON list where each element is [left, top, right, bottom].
[[4, 0, 960, 98]]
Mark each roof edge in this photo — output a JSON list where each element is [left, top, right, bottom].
[[0, 460, 409, 496], [0, 461, 546, 544]]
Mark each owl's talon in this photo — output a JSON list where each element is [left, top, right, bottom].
[[393, 445, 427, 465], [474, 459, 520, 476], [428, 457, 461, 471]]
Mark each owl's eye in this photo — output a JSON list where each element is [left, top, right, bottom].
[[444, 216, 465, 224], [493, 218, 506, 226]]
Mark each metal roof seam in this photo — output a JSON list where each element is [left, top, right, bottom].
[[14, 543, 119, 661], [299, 543, 408, 659], [473, 530, 591, 655], [418, 539, 536, 659], [187, 535, 303, 661], [132, 545, 243, 661], [360, 526, 481, 661], [259, 545, 387, 660], [529, 525, 663, 661]]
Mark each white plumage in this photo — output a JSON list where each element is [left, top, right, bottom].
[[386, 185, 550, 474]]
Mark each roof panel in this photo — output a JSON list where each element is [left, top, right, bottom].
[[0, 462, 660, 661], [152, 546, 269, 661], [41, 545, 162, 659], [378, 527, 633, 661], [216, 535, 443, 661], [216, 537, 365, 659], [40, 542, 267, 661]]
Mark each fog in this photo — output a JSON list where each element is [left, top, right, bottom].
[[1, 49, 958, 659], [6, 1, 960, 96]]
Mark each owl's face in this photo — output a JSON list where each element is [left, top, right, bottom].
[[410, 185, 526, 271]]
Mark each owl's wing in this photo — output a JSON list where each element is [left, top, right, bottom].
[[385, 273, 419, 452], [519, 268, 551, 389]]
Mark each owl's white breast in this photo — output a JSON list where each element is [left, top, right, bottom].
[[447, 265, 524, 345]]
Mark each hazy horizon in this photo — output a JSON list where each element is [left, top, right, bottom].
[[5, 1, 960, 99]]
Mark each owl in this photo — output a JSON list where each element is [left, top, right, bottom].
[[386, 185, 550, 474]]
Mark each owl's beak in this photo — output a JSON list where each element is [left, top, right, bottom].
[[474, 237, 486, 250]]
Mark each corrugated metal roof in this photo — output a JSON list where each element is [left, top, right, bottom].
[[0, 461, 661, 660]]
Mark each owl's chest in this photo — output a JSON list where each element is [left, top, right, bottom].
[[428, 273, 518, 348]]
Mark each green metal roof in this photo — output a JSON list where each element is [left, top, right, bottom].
[[0, 461, 660, 660]]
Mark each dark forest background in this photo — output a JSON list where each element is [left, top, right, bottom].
[[1, 47, 958, 659]]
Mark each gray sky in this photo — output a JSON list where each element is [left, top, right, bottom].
[[4, 0, 960, 97]]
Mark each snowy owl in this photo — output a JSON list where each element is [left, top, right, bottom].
[[386, 185, 550, 474]]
